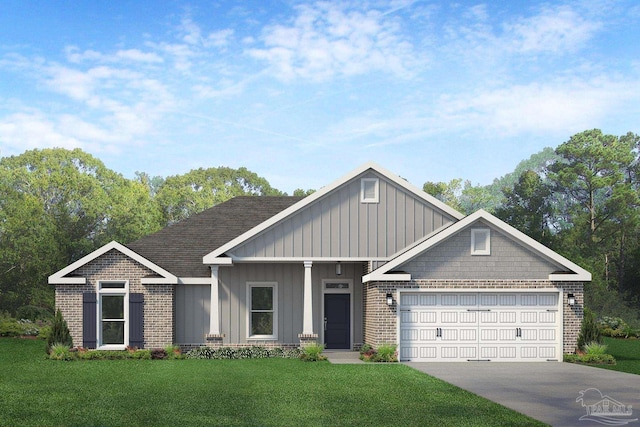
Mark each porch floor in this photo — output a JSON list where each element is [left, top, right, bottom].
[[324, 350, 364, 364]]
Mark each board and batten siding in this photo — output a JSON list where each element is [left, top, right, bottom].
[[402, 222, 565, 280], [230, 171, 456, 259], [175, 263, 363, 346]]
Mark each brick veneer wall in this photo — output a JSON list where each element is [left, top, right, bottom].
[[363, 280, 584, 355], [55, 249, 174, 348]]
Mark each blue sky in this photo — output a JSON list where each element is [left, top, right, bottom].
[[1, 1, 639, 193]]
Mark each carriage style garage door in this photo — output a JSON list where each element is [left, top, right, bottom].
[[399, 291, 562, 362]]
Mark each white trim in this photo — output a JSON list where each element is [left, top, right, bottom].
[[225, 257, 390, 263], [203, 162, 464, 263], [471, 228, 491, 256], [48, 241, 178, 285], [360, 178, 379, 203], [97, 280, 129, 350], [178, 277, 213, 285], [364, 210, 591, 283], [321, 278, 354, 350], [246, 281, 278, 340], [396, 288, 563, 362]]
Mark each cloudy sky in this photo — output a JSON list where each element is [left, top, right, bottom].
[[1, 1, 639, 193]]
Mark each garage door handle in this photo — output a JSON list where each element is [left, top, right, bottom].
[[467, 309, 491, 312]]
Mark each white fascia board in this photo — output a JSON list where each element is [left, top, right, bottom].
[[367, 209, 592, 282], [206, 257, 233, 265], [204, 162, 464, 263], [362, 273, 411, 283], [48, 241, 178, 285], [178, 277, 212, 285], [228, 256, 389, 263]]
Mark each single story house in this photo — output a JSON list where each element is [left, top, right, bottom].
[[50, 162, 589, 361]]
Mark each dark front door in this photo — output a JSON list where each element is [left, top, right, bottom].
[[324, 294, 350, 349]]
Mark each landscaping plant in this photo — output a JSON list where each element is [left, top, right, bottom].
[[46, 309, 73, 353], [577, 308, 602, 351]]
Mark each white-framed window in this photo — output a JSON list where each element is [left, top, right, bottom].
[[361, 178, 379, 203], [471, 228, 491, 256], [97, 281, 129, 349], [247, 282, 277, 339]]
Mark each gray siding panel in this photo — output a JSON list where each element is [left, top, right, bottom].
[[174, 263, 363, 346], [231, 171, 456, 259], [175, 284, 210, 344], [402, 224, 564, 280]]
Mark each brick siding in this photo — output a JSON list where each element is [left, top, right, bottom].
[[363, 280, 583, 355], [55, 249, 174, 348]]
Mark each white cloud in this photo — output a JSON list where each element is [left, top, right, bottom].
[[0, 112, 84, 151], [65, 46, 163, 64], [247, 2, 417, 81], [504, 5, 601, 54]]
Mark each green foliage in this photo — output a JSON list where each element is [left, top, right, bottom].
[[583, 341, 608, 355], [185, 346, 302, 360], [155, 166, 285, 225], [46, 310, 73, 352], [299, 343, 327, 362], [49, 343, 74, 361], [577, 308, 602, 351], [360, 343, 398, 362], [564, 353, 616, 365], [0, 316, 49, 338], [16, 305, 53, 321]]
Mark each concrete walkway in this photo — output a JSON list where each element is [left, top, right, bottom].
[[324, 350, 364, 364], [405, 362, 640, 427]]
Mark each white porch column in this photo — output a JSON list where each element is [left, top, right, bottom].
[[302, 261, 314, 335], [209, 265, 220, 335]]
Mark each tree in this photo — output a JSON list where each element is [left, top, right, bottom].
[[155, 167, 285, 225], [495, 170, 553, 245], [0, 148, 162, 313], [423, 179, 464, 212], [47, 309, 73, 352]]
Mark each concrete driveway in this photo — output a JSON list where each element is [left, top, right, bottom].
[[405, 362, 639, 427]]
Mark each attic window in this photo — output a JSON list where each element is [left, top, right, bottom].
[[471, 228, 490, 256], [361, 178, 379, 203]]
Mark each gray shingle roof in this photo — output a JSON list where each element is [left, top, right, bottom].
[[127, 196, 304, 277]]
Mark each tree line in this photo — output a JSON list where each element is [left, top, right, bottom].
[[1, 129, 639, 324], [424, 129, 640, 324]]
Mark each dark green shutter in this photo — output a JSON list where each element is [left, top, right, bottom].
[[82, 292, 97, 349], [129, 293, 144, 348]]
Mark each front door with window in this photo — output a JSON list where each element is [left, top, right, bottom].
[[324, 294, 350, 349]]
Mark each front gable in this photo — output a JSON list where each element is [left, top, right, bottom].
[[49, 241, 178, 285], [204, 163, 463, 262], [364, 210, 591, 282]]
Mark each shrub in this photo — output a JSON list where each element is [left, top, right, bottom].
[[577, 308, 602, 351], [564, 353, 616, 365], [185, 346, 302, 360], [165, 345, 183, 359], [0, 319, 24, 337], [49, 344, 75, 361], [583, 341, 607, 355], [47, 310, 73, 353], [375, 344, 398, 362], [150, 348, 168, 360], [299, 344, 327, 362]]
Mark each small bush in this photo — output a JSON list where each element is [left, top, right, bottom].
[[360, 343, 398, 362], [150, 348, 168, 360], [0, 319, 24, 337], [49, 344, 74, 361], [564, 353, 616, 365], [299, 344, 327, 362], [583, 341, 607, 355], [47, 310, 73, 353], [185, 346, 302, 360], [165, 345, 183, 359], [577, 308, 602, 351]]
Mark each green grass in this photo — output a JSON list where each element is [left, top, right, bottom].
[[0, 339, 544, 427], [599, 337, 640, 375]]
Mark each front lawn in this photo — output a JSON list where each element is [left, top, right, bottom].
[[0, 339, 543, 426], [599, 337, 640, 375]]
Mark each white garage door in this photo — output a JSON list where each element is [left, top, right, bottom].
[[399, 292, 561, 362]]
